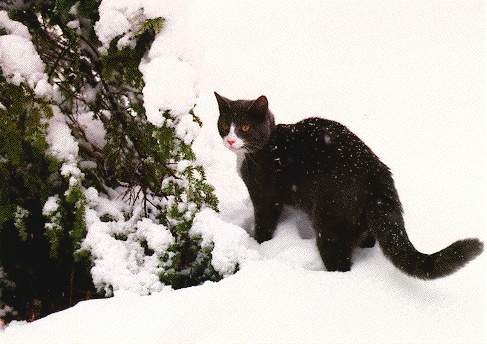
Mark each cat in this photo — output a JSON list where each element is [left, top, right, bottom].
[[215, 92, 484, 279]]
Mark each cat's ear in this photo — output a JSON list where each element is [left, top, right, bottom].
[[214, 92, 231, 111], [247, 95, 268, 121], [249, 95, 268, 113]]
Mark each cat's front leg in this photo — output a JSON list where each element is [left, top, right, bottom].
[[253, 202, 282, 243], [316, 237, 354, 272]]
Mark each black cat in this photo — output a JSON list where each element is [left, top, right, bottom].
[[215, 92, 483, 279]]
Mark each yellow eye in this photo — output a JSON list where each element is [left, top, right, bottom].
[[221, 123, 229, 130], [241, 125, 250, 132]]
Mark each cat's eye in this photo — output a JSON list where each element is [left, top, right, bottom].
[[241, 125, 250, 132], [221, 123, 230, 130]]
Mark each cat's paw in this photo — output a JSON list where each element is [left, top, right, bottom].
[[324, 256, 352, 272], [254, 230, 274, 244], [325, 264, 352, 273], [359, 235, 376, 248]]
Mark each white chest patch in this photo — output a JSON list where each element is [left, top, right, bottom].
[[222, 124, 247, 176], [235, 151, 245, 177]]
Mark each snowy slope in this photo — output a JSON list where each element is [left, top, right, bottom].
[[1, 255, 485, 344], [1, 1, 485, 343]]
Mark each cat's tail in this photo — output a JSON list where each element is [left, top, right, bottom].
[[367, 196, 484, 279]]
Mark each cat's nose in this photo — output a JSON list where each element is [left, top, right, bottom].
[[227, 139, 235, 146]]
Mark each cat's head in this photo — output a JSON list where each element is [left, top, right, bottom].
[[215, 92, 275, 154]]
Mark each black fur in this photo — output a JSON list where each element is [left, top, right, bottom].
[[215, 92, 483, 279]]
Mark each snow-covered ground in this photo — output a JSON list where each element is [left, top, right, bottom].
[[1, 1, 486, 343]]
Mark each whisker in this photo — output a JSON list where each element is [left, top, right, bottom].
[[244, 143, 271, 152]]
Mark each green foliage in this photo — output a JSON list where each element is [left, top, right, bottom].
[[0, 70, 94, 321], [0, 0, 224, 322], [55, 0, 98, 16], [0, 76, 53, 228], [14, 206, 30, 241], [160, 238, 222, 289], [101, 17, 164, 90], [43, 186, 87, 260]]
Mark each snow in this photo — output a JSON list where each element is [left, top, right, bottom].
[[139, 0, 199, 127], [45, 107, 83, 183], [0, 35, 45, 90], [42, 196, 60, 216], [82, 188, 172, 296], [0, 11, 31, 40], [97, 0, 199, 126], [1, 0, 486, 343], [75, 111, 107, 150], [94, 1, 143, 52], [0, 254, 485, 343], [190, 208, 259, 276], [140, 55, 198, 126], [95, 0, 193, 54], [0, 11, 54, 97]]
